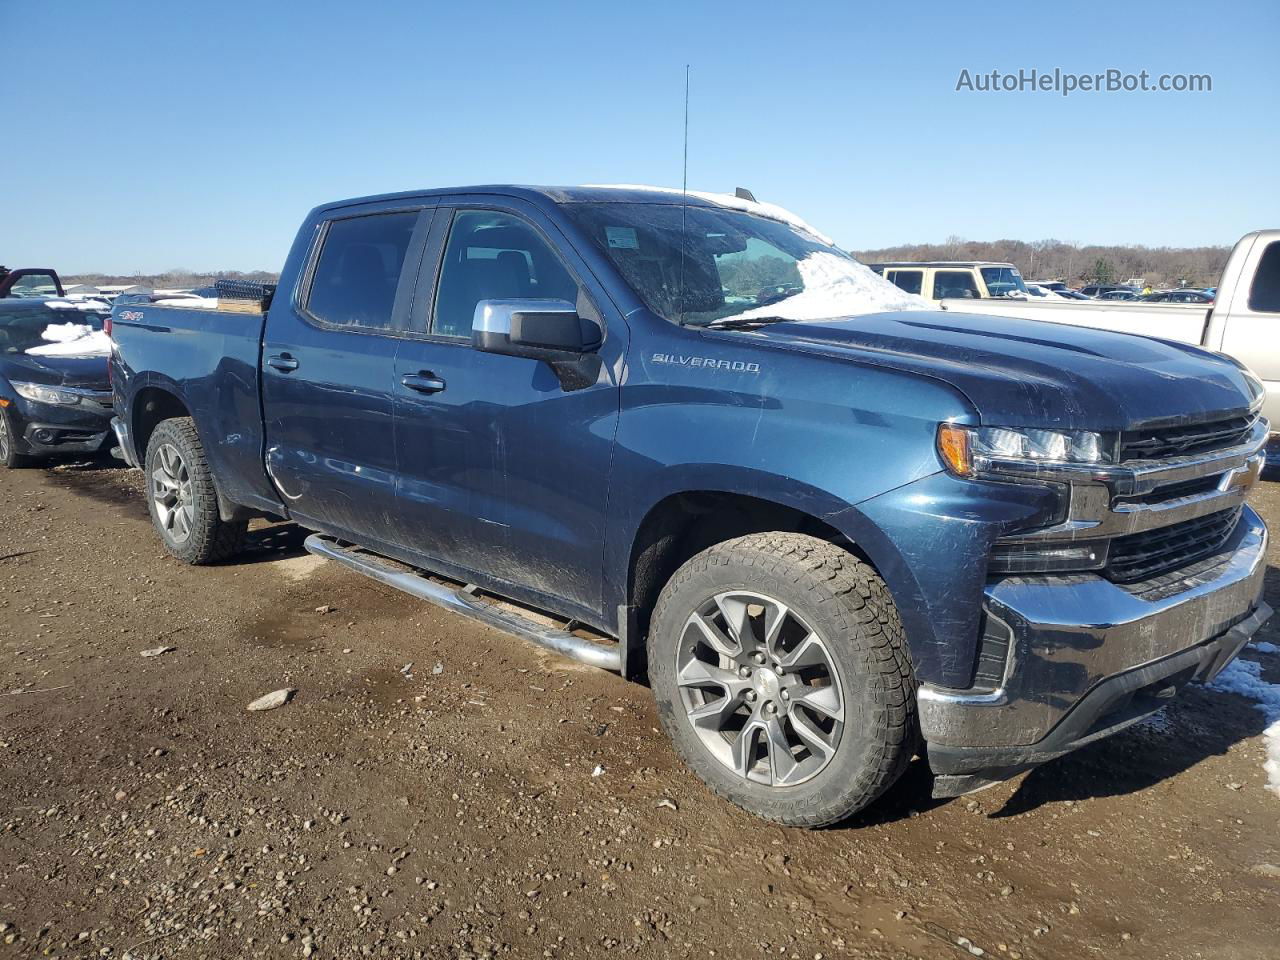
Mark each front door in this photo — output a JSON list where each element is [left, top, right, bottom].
[[261, 205, 432, 546], [391, 201, 625, 619]]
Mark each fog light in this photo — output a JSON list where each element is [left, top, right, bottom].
[[33, 429, 55, 444]]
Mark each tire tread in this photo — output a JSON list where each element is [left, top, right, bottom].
[[649, 532, 917, 827]]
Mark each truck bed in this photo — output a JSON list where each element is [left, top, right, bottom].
[[111, 301, 281, 515]]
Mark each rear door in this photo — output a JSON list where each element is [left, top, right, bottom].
[[261, 203, 433, 545], [390, 197, 624, 618]]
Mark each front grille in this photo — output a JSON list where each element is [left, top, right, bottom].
[[1113, 473, 1223, 507], [1105, 507, 1242, 583], [1119, 415, 1256, 462]]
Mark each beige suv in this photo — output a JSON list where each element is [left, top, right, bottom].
[[868, 261, 1028, 300]]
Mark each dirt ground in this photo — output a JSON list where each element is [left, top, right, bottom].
[[1, 460, 1277, 960]]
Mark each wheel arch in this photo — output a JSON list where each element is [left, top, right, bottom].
[[129, 381, 192, 463], [615, 479, 929, 680], [129, 381, 254, 524]]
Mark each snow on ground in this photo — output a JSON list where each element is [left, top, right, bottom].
[[720, 251, 933, 322], [1209, 645, 1280, 797], [25, 323, 112, 358]]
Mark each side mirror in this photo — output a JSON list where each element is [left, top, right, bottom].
[[472, 299, 602, 361]]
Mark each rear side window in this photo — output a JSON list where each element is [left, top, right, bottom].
[[1248, 241, 1280, 313], [306, 212, 419, 330], [886, 269, 923, 295], [934, 270, 980, 299], [432, 211, 578, 338]]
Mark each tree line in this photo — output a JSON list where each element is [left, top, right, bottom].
[[850, 237, 1231, 287]]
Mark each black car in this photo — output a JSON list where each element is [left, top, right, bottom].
[[1139, 290, 1215, 304], [1079, 283, 1139, 298], [0, 300, 114, 468]]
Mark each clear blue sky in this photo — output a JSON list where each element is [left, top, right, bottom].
[[4, 0, 1277, 273]]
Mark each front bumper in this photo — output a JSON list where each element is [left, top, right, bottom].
[[920, 504, 1271, 793], [8, 395, 114, 455]]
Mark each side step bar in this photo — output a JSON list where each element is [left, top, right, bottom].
[[303, 535, 623, 672]]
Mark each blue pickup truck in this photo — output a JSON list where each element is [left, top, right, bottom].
[[110, 185, 1273, 826]]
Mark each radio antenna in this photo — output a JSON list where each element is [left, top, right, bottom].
[[682, 64, 690, 196], [679, 64, 690, 324]]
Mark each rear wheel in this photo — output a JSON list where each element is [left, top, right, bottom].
[[649, 533, 917, 827], [145, 417, 246, 564], [0, 406, 37, 469]]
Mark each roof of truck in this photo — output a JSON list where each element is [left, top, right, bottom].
[[868, 261, 1017, 269], [316, 184, 835, 244]]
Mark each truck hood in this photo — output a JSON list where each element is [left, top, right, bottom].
[[1, 353, 110, 390], [734, 311, 1256, 431]]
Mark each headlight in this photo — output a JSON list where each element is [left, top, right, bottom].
[[11, 381, 82, 406], [937, 423, 1113, 477]]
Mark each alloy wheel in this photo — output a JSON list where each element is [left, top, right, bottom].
[[675, 591, 845, 786], [151, 442, 195, 543], [0, 411, 10, 462]]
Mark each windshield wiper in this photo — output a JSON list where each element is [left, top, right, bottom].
[[704, 316, 794, 330]]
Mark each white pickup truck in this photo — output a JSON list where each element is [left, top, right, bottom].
[[937, 230, 1280, 461]]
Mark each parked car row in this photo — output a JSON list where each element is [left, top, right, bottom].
[[873, 263, 1218, 304]]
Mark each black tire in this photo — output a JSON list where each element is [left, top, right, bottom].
[[0, 405, 38, 469], [144, 417, 246, 564], [649, 533, 917, 827]]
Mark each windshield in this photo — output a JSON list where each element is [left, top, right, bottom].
[[560, 202, 929, 325], [979, 266, 1028, 298], [0, 307, 105, 355]]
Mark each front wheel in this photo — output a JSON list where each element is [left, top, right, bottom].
[[649, 533, 917, 827], [144, 417, 246, 564], [0, 405, 37, 469]]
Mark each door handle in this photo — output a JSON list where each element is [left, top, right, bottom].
[[401, 373, 447, 394], [266, 354, 299, 372]]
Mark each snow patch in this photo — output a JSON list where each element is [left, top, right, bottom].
[[43, 298, 112, 312], [154, 296, 219, 309], [582, 184, 837, 246], [719, 251, 933, 323], [1209, 652, 1280, 798], [25, 323, 112, 358]]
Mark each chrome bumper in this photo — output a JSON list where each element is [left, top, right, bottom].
[[919, 504, 1270, 749]]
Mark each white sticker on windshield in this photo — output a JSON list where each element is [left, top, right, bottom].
[[606, 226, 639, 250]]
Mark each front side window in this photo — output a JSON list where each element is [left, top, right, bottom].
[[306, 211, 419, 330], [934, 271, 980, 299], [886, 270, 923, 295], [432, 211, 579, 338], [1248, 241, 1280, 313], [979, 266, 1028, 298]]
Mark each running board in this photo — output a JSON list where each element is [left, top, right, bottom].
[[303, 535, 623, 672]]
